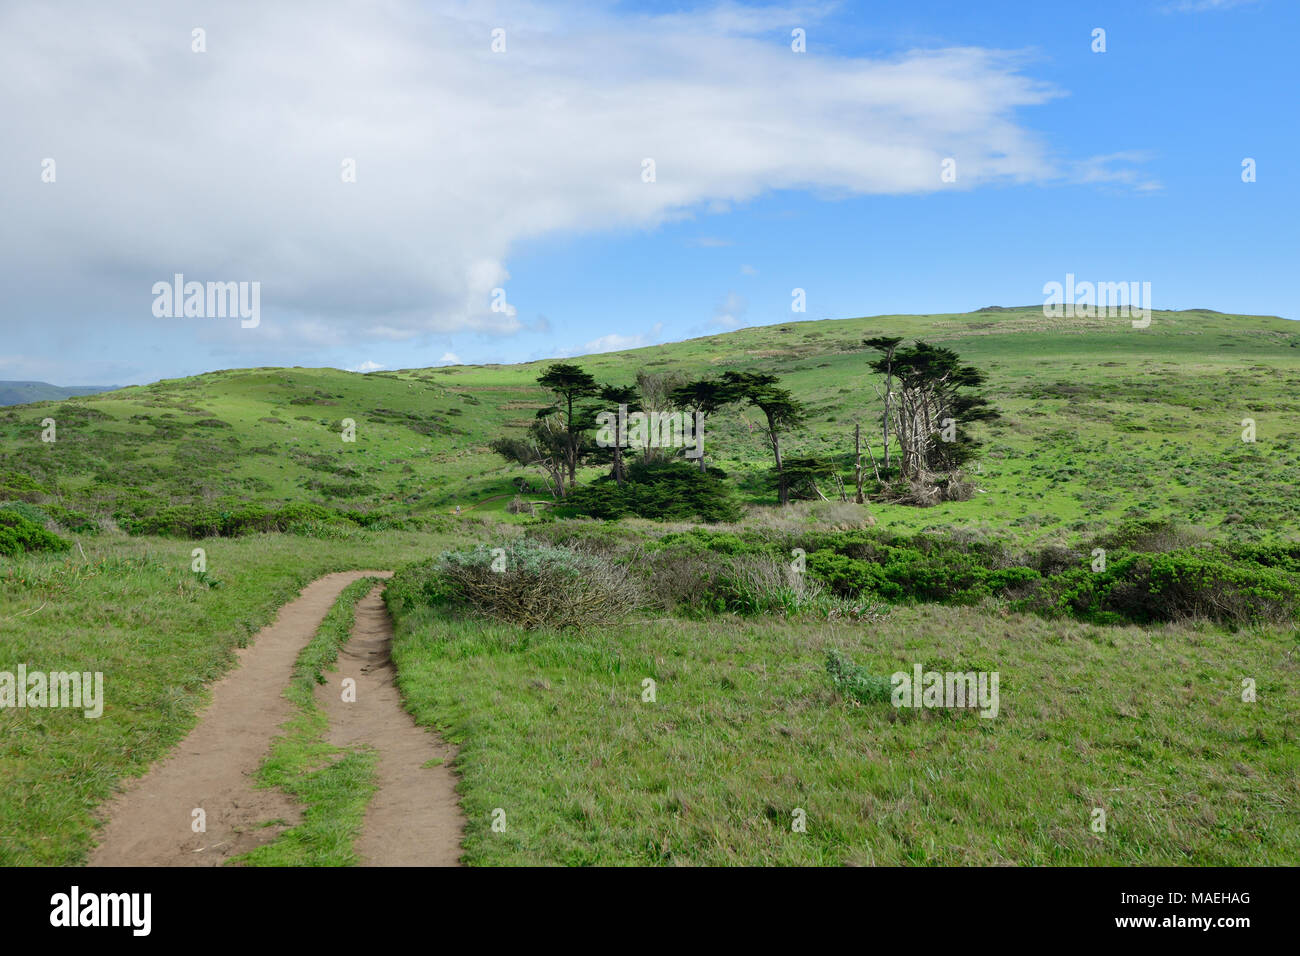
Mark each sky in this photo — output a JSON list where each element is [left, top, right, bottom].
[[1, 0, 1295, 386]]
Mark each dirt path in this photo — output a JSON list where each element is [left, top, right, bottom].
[[318, 585, 463, 866], [89, 570, 462, 867]]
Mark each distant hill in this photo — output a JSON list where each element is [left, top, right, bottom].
[[0, 307, 1297, 542], [0, 382, 120, 406]]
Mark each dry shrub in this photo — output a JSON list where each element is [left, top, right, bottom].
[[438, 540, 640, 630], [885, 471, 977, 506], [506, 495, 535, 515]]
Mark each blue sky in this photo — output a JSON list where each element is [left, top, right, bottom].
[[1, 0, 1295, 385]]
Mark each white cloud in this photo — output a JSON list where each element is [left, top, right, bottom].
[[713, 291, 748, 329], [351, 360, 386, 373], [0, 0, 1062, 351], [740, 264, 758, 276], [1069, 151, 1162, 191], [584, 334, 648, 353], [438, 352, 463, 366], [1163, 0, 1258, 11]]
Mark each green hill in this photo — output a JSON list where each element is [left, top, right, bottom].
[[2, 307, 1297, 543]]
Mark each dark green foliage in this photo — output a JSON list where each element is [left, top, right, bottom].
[[0, 510, 70, 557], [642, 524, 1298, 628], [1049, 550, 1298, 627], [775, 455, 841, 500], [553, 460, 743, 523], [0, 501, 50, 525], [43, 504, 98, 534], [113, 501, 355, 538], [0, 470, 48, 503]]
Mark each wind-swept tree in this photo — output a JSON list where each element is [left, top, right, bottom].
[[862, 336, 903, 478], [490, 415, 570, 499], [536, 363, 600, 492], [718, 371, 807, 506], [868, 342, 998, 487], [780, 455, 841, 501]]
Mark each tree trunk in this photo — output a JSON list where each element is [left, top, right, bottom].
[[769, 418, 787, 506], [566, 394, 576, 491], [854, 423, 864, 503], [613, 408, 625, 487], [882, 384, 891, 477]]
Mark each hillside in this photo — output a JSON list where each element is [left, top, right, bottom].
[[2, 307, 1298, 544]]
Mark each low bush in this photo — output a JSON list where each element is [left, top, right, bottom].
[[44, 504, 98, 534], [0, 501, 50, 526], [0, 510, 70, 557], [825, 650, 892, 704], [554, 461, 743, 523], [114, 500, 356, 538], [1048, 550, 1298, 627], [434, 540, 640, 630]]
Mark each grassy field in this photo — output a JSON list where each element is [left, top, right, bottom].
[[2, 306, 1298, 867], [384, 562, 1299, 866], [0, 531, 469, 865]]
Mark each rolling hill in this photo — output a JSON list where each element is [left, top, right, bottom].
[[2, 306, 1297, 545]]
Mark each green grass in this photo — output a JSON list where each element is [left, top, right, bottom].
[[4, 306, 1300, 867], [233, 576, 383, 867], [0, 530, 469, 865], [1, 308, 1296, 543], [386, 579, 1300, 865]]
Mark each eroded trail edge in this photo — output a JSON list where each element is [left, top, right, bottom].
[[319, 585, 464, 866]]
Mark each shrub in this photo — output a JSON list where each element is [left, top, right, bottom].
[[506, 495, 535, 515], [44, 504, 98, 534], [639, 542, 833, 617], [434, 540, 640, 630], [1050, 550, 1298, 627], [0, 470, 48, 503], [0, 501, 50, 526], [114, 500, 356, 538], [825, 650, 892, 704], [555, 461, 742, 523], [0, 510, 70, 557]]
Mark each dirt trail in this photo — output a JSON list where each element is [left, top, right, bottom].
[[89, 569, 461, 867], [318, 585, 464, 866]]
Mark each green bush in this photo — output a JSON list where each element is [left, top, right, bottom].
[[0, 470, 48, 503], [554, 461, 742, 523], [1049, 550, 1298, 626], [114, 501, 357, 538], [825, 650, 893, 704], [0, 501, 50, 526], [0, 510, 70, 557], [44, 504, 98, 534]]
